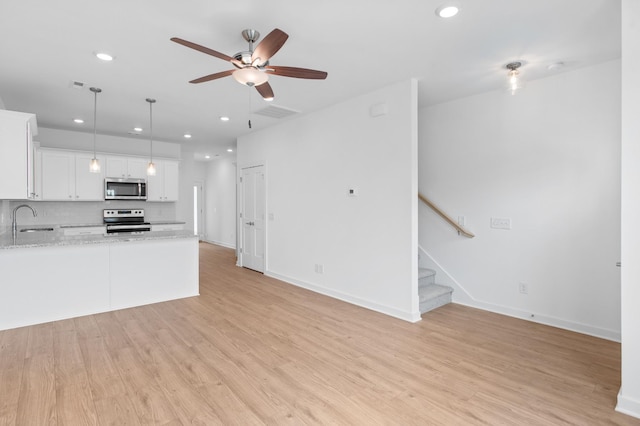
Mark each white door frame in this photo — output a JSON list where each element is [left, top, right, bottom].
[[193, 180, 205, 239], [237, 162, 267, 270]]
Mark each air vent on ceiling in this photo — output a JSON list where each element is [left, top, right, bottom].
[[254, 105, 299, 119]]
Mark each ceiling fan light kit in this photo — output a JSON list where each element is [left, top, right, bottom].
[[171, 28, 327, 100]]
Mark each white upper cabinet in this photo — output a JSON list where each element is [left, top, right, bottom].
[[35, 148, 179, 202], [0, 110, 38, 200], [147, 160, 179, 202], [105, 155, 148, 179], [40, 150, 105, 201]]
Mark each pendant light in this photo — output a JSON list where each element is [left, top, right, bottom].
[[506, 62, 524, 95], [89, 87, 102, 173], [146, 98, 156, 176]]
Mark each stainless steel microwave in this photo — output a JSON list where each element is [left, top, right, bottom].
[[104, 178, 147, 200]]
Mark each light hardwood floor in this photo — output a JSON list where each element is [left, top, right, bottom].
[[1, 242, 638, 425]]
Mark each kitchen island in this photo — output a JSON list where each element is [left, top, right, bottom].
[[0, 228, 199, 331]]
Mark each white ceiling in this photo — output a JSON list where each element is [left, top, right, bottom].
[[0, 1, 620, 160]]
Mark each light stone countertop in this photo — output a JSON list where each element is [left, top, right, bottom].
[[0, 227, 196, 250]]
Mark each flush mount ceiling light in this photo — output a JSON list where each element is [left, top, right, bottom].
[[146, 98, 157, 176], [220, 116, 230, 122], [232, 67, 269, 87], [506, 61, 524, 95], [95, 52, 114, 61], [436, 5, 459, 18], [89, 87, 102, 173]]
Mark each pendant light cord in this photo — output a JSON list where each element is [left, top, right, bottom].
[[93, 91, 97, 156], [146, 98, 156, 162]]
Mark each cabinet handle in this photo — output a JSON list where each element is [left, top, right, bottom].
[[69, 195, 72, 198]]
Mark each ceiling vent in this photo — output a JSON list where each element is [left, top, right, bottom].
[[254, 105, 299, 119]]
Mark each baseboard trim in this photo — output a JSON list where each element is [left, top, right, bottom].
[[202, 239, 235, 250], [616, 391, 640, 420], [419, 245, 621, 342], [265, 270, 421, 323]]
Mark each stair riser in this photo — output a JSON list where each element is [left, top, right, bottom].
[[419, 293, 452, 314]]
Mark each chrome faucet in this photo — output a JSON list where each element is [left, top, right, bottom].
[[12, 204, 37, 236]]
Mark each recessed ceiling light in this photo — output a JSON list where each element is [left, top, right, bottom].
[[184, 133, 192, 139], [436, 5, 459, 18], [205, 155, 210, 159], [133, 127, 143, 132], [220, 116, 230, 122], [73, 118, 84, 124], [95, 52, 114, 61], [227, 148, 233, 152]]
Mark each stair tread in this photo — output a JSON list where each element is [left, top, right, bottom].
[[418, 268, 436, 280], [419, 283, 453, 300]]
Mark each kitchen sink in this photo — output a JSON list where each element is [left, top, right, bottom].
[[20, 227, 55, 233]]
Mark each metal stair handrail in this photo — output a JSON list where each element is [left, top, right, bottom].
[[418, 193, 475, 238]]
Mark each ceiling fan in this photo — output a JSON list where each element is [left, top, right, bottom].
[[171, 28, 328, 101]]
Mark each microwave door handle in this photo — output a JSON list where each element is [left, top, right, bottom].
[[138, 182, 141, 196]]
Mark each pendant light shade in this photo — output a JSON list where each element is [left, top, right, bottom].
[[146, 98, 156, 176], [89, 87, 102, 173]]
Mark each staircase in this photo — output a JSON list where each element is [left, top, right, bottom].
[[419, 268, 453, 314]]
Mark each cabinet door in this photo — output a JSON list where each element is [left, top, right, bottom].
[[127, 158, 149, 179], [41, 151, 74, 200], [146, 164, 164, 201], [105, 156, 127, 178], [163, 161, 179, 201], [0, 110, 36, 200], [75, 153, 105, 200]]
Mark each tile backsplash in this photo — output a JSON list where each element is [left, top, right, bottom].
[[0, 200, 176, 233]]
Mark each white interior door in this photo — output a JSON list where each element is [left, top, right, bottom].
[[241, 165, 265, 272]]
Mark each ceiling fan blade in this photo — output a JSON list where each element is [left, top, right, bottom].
[[252, 29, 288, 64], [266, 66, 328, 80], [171, 37, 239, 65], [189, 69, 235, 84], [255, 82, 274, 100]]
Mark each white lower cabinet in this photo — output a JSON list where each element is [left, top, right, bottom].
[[0, 244, 111, 331], [151, 223, 185, 232], [0, 237, 199, 331], [40, 150, 105, 200], [62, 226, 106, 236], [110, 238, 198, 310]]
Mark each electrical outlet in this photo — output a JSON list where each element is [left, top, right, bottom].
[[519, 282, 528, 294], [315, 264, 324, 274], [491, 217, 511, 230], [457, 216, 465, 226]]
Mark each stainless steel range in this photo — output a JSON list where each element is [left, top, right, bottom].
[[103, 209, 151, 234]]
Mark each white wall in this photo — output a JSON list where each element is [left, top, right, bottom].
[[618, 0, 640, 419], [237, 79, 419, 322], [419, 60, 621, 340], [204, 157, 237, 248], [176, 153, 207, 233]]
